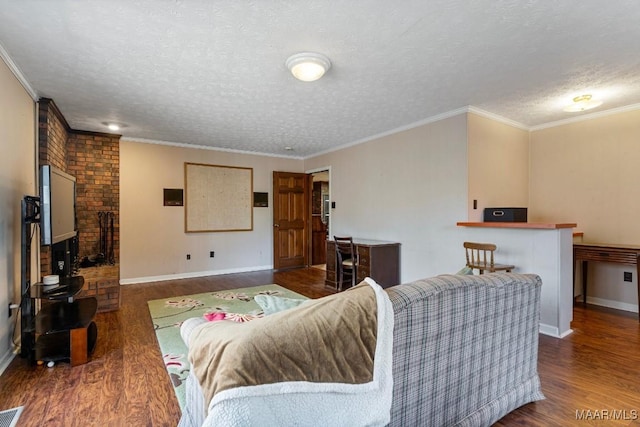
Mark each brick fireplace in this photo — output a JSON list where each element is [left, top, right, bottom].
[[38, 98, 120, 312]]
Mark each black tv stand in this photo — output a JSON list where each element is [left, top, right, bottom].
[[20, 196, 97, 366], [29, 276, 97, 366]]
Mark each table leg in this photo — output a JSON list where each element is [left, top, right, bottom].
[[582, 260, 588, 307], [70, 327, 88, 366], [572, 259, 576, 303], [637, 254, 640, 322]]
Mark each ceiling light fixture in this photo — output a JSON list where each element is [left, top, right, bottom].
[[101, 122, 127, 132], [563, 94, 603, 112], [286, 52, 331, 82]]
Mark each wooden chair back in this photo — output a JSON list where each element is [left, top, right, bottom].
[[333, 236, 356, 290], [464, 241, 514, 274]]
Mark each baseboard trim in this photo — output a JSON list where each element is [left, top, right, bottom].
[[539, 323, 573, 339], [119, 265, 274, 285], [583, 296, 639, 314], [0, 348, 17, 377]]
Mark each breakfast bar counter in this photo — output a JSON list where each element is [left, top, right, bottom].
[[457, 221, 576, 338]]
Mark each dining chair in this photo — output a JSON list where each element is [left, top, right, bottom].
[[334, 236, 357, 291], [463, 241, 515, 274]]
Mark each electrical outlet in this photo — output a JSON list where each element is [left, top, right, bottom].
[[186, 254, 191, 260], [624, 271, 632, 282], [209, 251, 215, 258], [8, 303, 18, 318]]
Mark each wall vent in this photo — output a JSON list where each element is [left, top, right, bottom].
[[0, 406, 23, 427]]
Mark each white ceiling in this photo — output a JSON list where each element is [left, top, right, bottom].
[[1, 1, 639, 158]]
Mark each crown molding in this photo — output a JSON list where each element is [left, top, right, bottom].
[[466, 106, 529, 130], [305, 107, 473, 159], [121, 137, 303, 159], [0, 41, 37, 100], [530, 103, 640, 131], [307, 102, 640, 160]]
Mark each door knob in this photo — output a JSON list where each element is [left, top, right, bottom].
[[274, 224, 279, 227]]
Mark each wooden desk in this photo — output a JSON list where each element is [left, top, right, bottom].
[[573, 243, 640, 321], [325, 239, 400, 290], [311, 215, 327, 265]]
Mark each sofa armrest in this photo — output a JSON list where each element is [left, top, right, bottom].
[[385, 272, 544, 427], [180, 317, 208, 347]]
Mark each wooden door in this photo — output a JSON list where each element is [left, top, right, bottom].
[[273, 171, 310, 270]]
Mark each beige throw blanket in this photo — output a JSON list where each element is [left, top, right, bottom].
[[188, 282, 378, 410]]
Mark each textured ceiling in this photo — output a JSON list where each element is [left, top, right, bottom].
[[1, 1, 639, 158]]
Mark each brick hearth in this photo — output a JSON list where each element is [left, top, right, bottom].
[[77, 265, 120, 312]]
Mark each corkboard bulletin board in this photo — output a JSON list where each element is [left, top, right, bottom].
[[184, 162, 253, 232]]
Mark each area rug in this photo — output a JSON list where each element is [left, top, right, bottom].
[[147, 284, 306, 411]]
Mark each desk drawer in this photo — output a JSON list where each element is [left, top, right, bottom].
[[358, 247, 370, 266], [326, 242, 336, 270], [575, 248, 638, 265], [357, 265, 371, 281]]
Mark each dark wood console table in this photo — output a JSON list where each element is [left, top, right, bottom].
[[326, 238, 400, 290], [573, 243, 640, 321]]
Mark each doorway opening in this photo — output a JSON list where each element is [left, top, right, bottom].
[[309, 168, 330, 270]]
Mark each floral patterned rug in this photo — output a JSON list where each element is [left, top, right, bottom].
[[147, 284, 306, 411]]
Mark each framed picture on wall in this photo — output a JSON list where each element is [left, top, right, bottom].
[[184, 162, 253, 232]]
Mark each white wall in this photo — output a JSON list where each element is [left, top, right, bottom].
[[467, 113, 529, 221], [0, 57, 36, 371], [304, 114, 469, 282], [121, 107, 640, 315], [530, 109, 640, 313], [119, 140, 303, 283]]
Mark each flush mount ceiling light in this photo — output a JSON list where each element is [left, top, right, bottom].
[[286, 52, 331, 82], [563, 94, 603, 112], [101, 122, 127, 132]]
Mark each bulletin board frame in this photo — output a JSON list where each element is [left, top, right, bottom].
[[184, 162, 253, 232]]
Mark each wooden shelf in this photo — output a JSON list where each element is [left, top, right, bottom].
[[35, 332, 70, 362], [35, 321, 98, 365], [457, 221, 577, 229], [36, 298, 97, 334], [31, 275, 84, 299]]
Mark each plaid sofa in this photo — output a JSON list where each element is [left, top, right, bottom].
[[386, 272, 544, 426], [179, 272, 544, 427]]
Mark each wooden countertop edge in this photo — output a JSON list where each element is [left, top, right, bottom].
[[574, 242, 640, 250], [456, 222, 577, 229]]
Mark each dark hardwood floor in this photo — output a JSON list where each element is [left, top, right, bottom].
[[0, 267, 639, 426]]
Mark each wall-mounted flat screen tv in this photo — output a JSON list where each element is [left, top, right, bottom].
[[40, 165, 77, 246]]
